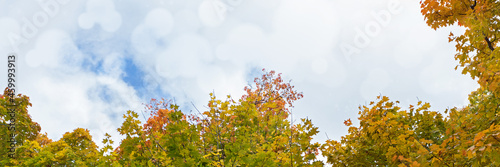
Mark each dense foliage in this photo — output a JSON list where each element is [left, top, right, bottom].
[[113, 70, 323, 166], [2, 0, 500, 165], [320, 0, 500, 166], [1, 70, 323, 166]]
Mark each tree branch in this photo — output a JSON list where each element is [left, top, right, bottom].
[[485, 36, 495, 51], [470, 0, 477, 10]]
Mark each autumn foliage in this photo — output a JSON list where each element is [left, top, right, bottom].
[[112, 70, 323, 166], [319, 0, 500, 166], [2, 1, 500, 166], [421, 0, 500, 94], [1, 70, 323, 166]]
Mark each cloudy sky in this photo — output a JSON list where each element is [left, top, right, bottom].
[[0, 0, 478, 149]]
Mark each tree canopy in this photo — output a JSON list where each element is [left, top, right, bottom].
[[319, 0, 500, 166], [1, 70, 324, 166], [2, 0, 500, 166]]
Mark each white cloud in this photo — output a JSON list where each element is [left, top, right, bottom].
[[419, 53, 478, 96], [269, 0, 339, 72], [156, 33, 214, 79], [18, 28, 141, 148], [25, 29, 82, 69], [0, 17, 20, 53], [172, 9, 202, 34], [359, 68, 393, 101], [215, 24, 271, 63], [78, 0, 122, 32], [195, 65, 247, 100], [308, 56, 347, 89], [214, 0, 340, 76], [18, 67, 141, 146], [311, 57, 328, 74], [392, 25, 438, 69], [131, 8, 174, 54], [198, 0, 227, 27], [151, 32, 249, 107]]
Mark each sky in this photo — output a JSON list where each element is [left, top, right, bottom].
[[0, 0, 478, 149]]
